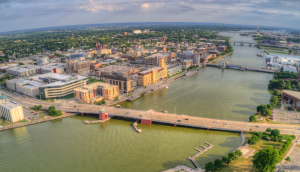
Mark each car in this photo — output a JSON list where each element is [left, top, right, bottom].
[[225, 123, 229, 125], [126, 112, 129, 114], [255, 125, 259, 127], [74, 106, 76, 107], [139, 115, 142, 117], [185, 118, 189, 120], [214, 121, 218, 123], [178, 120, 181, 122]]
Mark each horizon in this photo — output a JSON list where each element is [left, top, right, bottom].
[[0, 0, 300, 33]]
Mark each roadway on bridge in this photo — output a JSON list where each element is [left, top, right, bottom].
[[2, 89, 300, 135]]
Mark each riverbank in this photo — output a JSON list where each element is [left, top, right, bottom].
[[210, 52, 234, 63]]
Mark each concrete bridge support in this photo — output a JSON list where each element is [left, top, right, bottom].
[[141, 119, 152, 125], [81, 113, 84, 116]]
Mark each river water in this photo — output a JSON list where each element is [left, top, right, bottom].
[[0, 31, 272, 172]]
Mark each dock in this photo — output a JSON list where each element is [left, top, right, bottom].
[[188, 142, 214, 169], [84, 117, 111, 124], [133, 120, 142, 133]]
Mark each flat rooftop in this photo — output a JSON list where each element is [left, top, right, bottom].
[[283, 90, 300, 99], [139, 67, 163, 74], [0, 100, 21, 110], [8, 65, 40, 72], [29, 73, 87, 87], [75, 82, 117, 92], [144, 53, 171, 59], [97, 65, 138, 74]]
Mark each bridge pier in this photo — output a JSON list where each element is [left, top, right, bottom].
[[81, 113, 84, 116], [141, 119, 152, 125], [207, 128, 209, 130], [174, 124, 177, 127]]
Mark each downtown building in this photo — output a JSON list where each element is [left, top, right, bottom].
[[74, 82, 119, 103]]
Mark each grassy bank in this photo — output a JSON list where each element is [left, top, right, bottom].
[[215, 132, 291, 172], [210, 52, 233, 63], [264, 50, 289, 55], [259, 46, 284, 51]]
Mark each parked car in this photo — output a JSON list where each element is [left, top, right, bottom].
[[185, 118, 189, 120], [225, 123, 229, 125], [214, 121, 218, 123], [126, 112, 129, 114], [178, 120, 181, 122]]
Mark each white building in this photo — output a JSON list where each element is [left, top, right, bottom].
[[283, 65, 298, 73], [0, 94, 24, 123]]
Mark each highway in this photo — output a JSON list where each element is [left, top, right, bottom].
[[2, 89, 300, 134]]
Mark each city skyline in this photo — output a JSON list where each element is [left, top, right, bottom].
[[0, 0, 300, 32]]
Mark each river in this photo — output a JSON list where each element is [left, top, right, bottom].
[[0, 31, 272, 172]]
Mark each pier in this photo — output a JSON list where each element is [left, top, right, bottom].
[[84, 117, 111, 124], [133, 120, 142, 133], [188, 142, 214, 169]]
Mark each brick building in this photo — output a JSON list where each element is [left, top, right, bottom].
[[74, 82, 119, 103], [96, 65, 139, 77], [104, 72, 133, 93], [138, 59, 167, 86]]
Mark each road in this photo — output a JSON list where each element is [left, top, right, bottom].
[[2, 89, 300, 134]]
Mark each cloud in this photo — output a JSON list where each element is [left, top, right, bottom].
[[252, 10, 296, 17], [0, 0, 300, 32]]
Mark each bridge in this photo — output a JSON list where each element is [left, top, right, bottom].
[[230, 41, 256, 46], [204, 63, 274, 73], [2, 89, 300, 135]]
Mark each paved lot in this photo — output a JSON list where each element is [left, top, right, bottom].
[[277, 145, 300, 172], [238, 146, 255, 158], [23, 108, 39, 120], [273, 109, 300, 124]]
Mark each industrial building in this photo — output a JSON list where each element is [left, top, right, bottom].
[[132, 30, 142, 34], [74, 82, 119, 103], [283, 65, 298, 73], [7, 65, 40, 77], [0, 64, 19, 72], [138, 58, 167, 86], [104, 72, 133, 93], [0, 93, 24, 123]]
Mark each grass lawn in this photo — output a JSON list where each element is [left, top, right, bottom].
[[0, 118, 12, 126], [215, 132, 285, 172], [265, 50, 289, 55], [260, 46, 285, 51]]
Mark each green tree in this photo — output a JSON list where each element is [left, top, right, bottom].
[[249, 115, 256, 122], [266, 110, 272, 116], [270, 96, 278, 105], [273, 90, 279, 96], [278, 79, 285, 88], [266, 128, 272, 133], [271, 129, 280, 137], [222, 156, 230, 165], [235, 150, 243, 156], [214, 159, 223, 169], [257, 104, 268, 115], [205, 162, 215, 172], [252, 146, 281, 172], [228, 152, 237, 160], [49, 105, 55, 111], [267, 104, 273, 109], [37, 105, 42, 110]]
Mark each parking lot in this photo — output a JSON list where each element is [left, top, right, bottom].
[[23, 108, 40, 120]]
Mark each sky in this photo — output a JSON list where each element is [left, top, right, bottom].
[[0, 0, 300, 32]]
